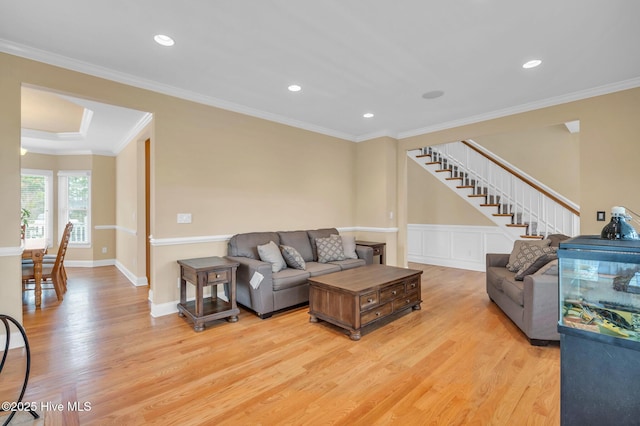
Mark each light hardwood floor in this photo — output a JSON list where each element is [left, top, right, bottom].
[[3, 263, 560, 425]]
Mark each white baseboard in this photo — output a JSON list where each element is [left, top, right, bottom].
[[115, 260, 148, 287], [65, 259, 115, 267], [0, 331, 26, 349], [407, 224, 514, 271], [151, 301, 178, 318]]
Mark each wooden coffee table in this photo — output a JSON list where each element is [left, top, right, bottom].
[[308, 264, 423, 340]]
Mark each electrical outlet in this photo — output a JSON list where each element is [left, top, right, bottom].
[[177, 213, 192, 224], [101, 247, 107, 254]]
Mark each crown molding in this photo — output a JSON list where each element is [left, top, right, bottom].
[[4, 39, 640, 146], [0, 39, 357, 143], [398, 76, 640, 140], [112, 112, 153, 155], [354, 130, 398, 143]]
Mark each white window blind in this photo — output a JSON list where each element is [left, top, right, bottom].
[[58, 171, 91, 246], [21, 169, 53, 247]]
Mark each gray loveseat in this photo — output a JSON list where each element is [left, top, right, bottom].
[[485, 234, 569, 345], [226, 228, 373, 318]]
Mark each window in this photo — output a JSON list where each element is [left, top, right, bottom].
[[59, 171, 91, 246], [21, 169, 53, 246]]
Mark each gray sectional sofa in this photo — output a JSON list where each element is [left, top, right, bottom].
[[226, 228, 373, 318], [485, 234, 569, 345]]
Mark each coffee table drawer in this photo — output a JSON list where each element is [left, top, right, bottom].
[[380, 283, 405, 302], [359, 291, 379, 310], [405, 278, 420, 294], [393, 292, 420, 311], [361, 302, 392, 325]]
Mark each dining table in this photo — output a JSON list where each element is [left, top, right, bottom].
[[22, 238, 48, 308]]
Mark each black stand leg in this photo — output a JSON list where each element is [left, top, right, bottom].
[[0, 314, 39, 424]]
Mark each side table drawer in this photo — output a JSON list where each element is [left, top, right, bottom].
[[361, 302, 392, 325], [359, 291, 379, 310], [207, 269, 230, 284], [380, 283, 404, 303]]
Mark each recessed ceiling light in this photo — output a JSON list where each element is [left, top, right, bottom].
[[363, 113, 374, 118], [522, 59, 542, 69], [288, 84, 302, 92], [154, 34, 175, 47], [422, 90, 445, 99]]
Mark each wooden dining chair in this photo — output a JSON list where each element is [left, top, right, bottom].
[[22, 222, 73, 301]]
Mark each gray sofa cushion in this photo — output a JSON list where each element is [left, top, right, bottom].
[[228, 232, 280, 259], [502, 276, 524, 307], [307, 228, 339, 261], [278, 230, 314, 262], [305, 261, 341, 277], [272, 269, 311, 291], [330, 258, 366, 270], [486, 266, 515, 291]]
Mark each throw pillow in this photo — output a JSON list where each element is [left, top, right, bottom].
[[508, 243, 556, 273], [535, 259, 559, 276], [332, 234, 358, 260], [280, 245, 306, 270], [257, 241, 287, 273], [515, 249, 558, 280], [507, 239, 552, 272], [316, 235, 346, 263]]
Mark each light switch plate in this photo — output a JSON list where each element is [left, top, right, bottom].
[[177, 213, 192, 223]]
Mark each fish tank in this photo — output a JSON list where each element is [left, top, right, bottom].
[[558, 236, 640, 343]]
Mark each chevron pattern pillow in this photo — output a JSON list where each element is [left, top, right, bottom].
[[316, 235, 346, 263]]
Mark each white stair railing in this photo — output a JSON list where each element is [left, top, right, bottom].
[[411, 140, 580, 237]]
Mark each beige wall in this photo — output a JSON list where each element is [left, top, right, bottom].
[[407, 158, 494, 226], [3, 51, 640, 323], [0, 52, 360, 318], [398, 88, 640, 265], [355, 137, 399, 265], [20, 152, 116, 261], [407, 123, 580, 225], [473, 123, 580, 202], [115, 135, 140, 277]]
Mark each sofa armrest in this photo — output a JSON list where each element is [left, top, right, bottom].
[[486, 253, 510, 268], [356, 245, 374, 265], [522, 273, 560, 340], [225, 255, 274, 315]]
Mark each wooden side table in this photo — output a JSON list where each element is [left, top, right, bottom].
[[177, 256, 240, 331], [355, 241, 386, 264]]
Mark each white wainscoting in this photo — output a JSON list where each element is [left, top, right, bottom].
[[407, 224, 514, 271]]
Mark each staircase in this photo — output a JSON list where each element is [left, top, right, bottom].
[[408, 140, 580, 240]]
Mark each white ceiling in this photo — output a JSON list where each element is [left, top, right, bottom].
[[2, 0, 640, 146], [21, 90, 151, 156]]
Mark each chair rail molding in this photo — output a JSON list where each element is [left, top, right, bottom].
[[149, 227, 398, 247], [0, 246, 24, 257]]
